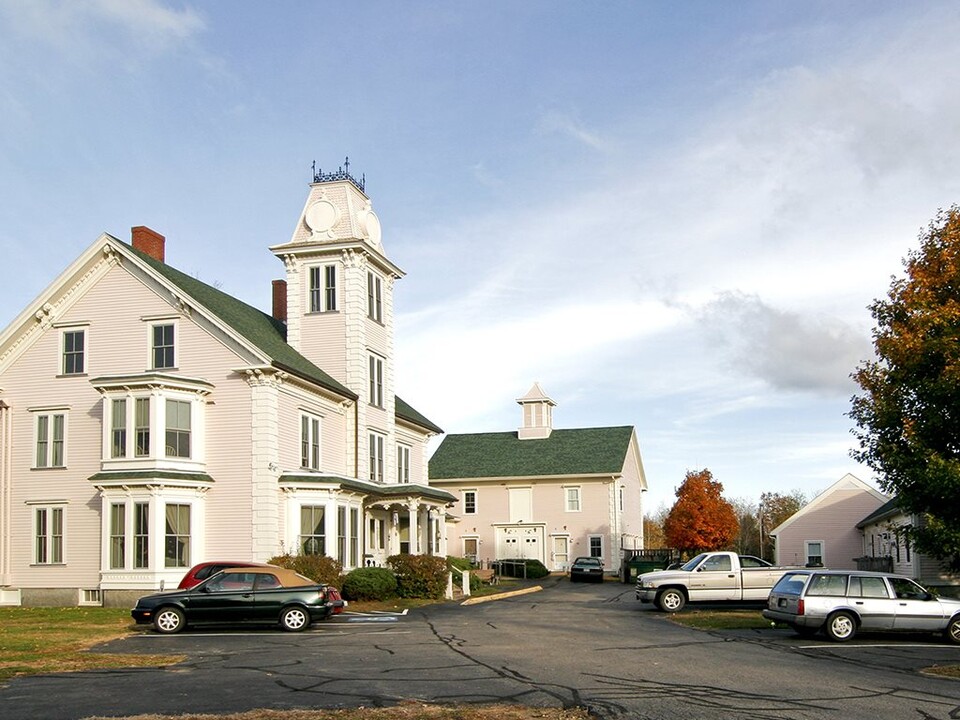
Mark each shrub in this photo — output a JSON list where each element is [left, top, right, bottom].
[[447, 556, 483, 592], [387, 553, 448, 599], [342, 567, 398, 601], [268, 553, 343, 587]]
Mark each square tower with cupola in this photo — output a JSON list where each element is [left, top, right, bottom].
[[269, 161, 404, 485]]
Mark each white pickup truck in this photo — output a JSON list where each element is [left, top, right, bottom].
[[635, 551, 799, 612]]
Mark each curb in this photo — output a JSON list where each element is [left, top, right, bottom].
[[459, 585, 543, 605]]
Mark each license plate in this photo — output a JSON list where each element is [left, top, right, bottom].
[[778, 598, 786, 607]]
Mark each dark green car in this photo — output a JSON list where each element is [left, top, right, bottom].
[[132, 566, 345, 633]]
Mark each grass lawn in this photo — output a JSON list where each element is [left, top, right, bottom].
[[0, 607, 183, 681], [667, 608, 773, 631]]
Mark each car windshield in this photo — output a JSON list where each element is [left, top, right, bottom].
[[680, 554, 708, 571]]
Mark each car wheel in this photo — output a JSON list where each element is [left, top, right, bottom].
[[946, 616, 960, 644], [825, 611, 856, 642], [153, 606, 185, 634], [280, 606, 310, 632], [656, 588, 686, 613]]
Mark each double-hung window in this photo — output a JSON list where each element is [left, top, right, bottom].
[[34, 505, 65, 564], [62, 329, 85, 375], [133, 502, 149, 568], [300, 506, 325, 555], [35, 411, 66, 468], [164, 503, 190, 568], [111, 399, 127, 458], [300, 414, 321, 470], [463, 490, 477, 515], [349, 507, 359, 567], [337, 506, 347, 564], [135, 398, 150, 456], [397, 444, 411, 484], [565, 486, 581, 512], [152, 323, 175, 369], [109, 503, 126, 569], [367, 271, 383, 322], [368, 432, 385, 483], [309, 265, 337, 312], [165, 399, 191, 458], [368, 354, 384, 407], [589, 535, 603, 559]]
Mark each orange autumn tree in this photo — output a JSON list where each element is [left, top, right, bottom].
[[664, 469, 739, 556]]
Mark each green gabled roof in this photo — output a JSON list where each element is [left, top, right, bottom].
[[395, 396, 443, 434], [856, 497, 902, 528], [124, 240, 355, 399], [429, 426, 635, 480]]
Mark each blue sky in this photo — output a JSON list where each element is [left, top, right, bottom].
[[3, 1, 960, 512]]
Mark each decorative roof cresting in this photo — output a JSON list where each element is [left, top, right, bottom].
[[312, 156, 365, 193]]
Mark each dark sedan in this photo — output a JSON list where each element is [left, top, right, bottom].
[[569, 556, 604, 583], [132, 566, 345, 633]]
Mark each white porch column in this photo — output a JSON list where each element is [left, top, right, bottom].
[[435, 507, 448, 557], [407, 501, 419, 554]]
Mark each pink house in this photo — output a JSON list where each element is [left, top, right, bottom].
[[0, 168, 454, 607], [769, 473, 888, 570], [429, 384, 647, 573]]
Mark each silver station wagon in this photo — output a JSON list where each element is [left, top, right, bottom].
[[763, 569, 960, 643]]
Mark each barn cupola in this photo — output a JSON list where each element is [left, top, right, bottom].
[[517, 382, 555, 440]]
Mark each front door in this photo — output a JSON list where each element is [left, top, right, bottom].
[[551, 536, 570, 571]]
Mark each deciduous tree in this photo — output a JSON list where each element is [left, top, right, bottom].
[[758, 490, 806, 561], [851, 206, 960, 569], [643, 503, 670, 549], [664, 469, 739, 556]]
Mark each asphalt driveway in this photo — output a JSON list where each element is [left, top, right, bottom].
[[2, 576, 960, 719]]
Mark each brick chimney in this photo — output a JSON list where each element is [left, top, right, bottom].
[[272, 279, 287, 323], [131, 226, 165, 262]]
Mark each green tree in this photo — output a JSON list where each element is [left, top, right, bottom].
[[850, 206, 960, 570], [664, 469, 739, 556]]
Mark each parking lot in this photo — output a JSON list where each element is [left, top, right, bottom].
[[2, 577, 960, 720]]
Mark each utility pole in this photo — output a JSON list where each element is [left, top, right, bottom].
[[758, 503, 764, 562]]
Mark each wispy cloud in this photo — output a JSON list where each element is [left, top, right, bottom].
[[0, 0, 205, 57], [537, 109, 608, 151]]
